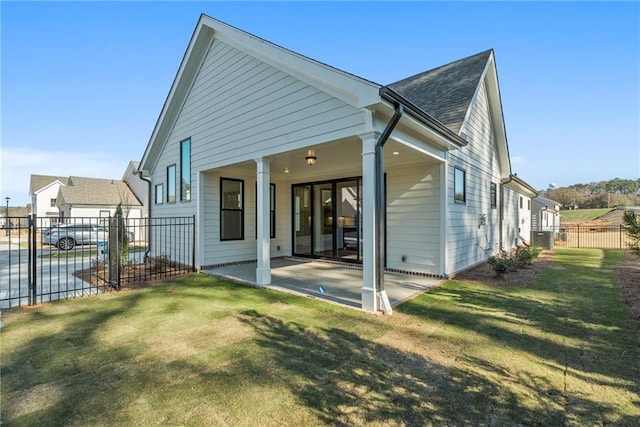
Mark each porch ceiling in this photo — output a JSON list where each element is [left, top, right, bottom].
[[214, 136, 442, 180]]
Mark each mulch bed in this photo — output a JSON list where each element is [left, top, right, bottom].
[[614, 251, 640, 324]]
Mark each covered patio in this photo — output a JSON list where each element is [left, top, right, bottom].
[[203, 258, 441, 310]]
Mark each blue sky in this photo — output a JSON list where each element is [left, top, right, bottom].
[[2, 1, 639, 207]]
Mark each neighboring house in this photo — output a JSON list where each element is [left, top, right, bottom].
[[532, 196, 561, 232], [122, 161, 150, 218], [56, 176, 143, 224], [139, 15, 536, 311], [29, 175, 67, 227], [502, 175, 538, 248], [29, 162, 145, 227]]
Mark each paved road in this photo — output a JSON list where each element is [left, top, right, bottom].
[[0, 245, 105, 309]]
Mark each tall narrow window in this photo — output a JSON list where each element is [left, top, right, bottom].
[[490, 183, 497, 208], [221, 178, 244, 240], [528, 200, 531, 210], [155, 184, 164, 204], [180, 138, 191, 201], [454, 167, 466, 204], [167, 165, 176, 203], [519, 196, 523, 209]]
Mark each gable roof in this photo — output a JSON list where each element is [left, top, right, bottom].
[[58, 177, 141, 207], [29, 174, 67, 195], [387, 50, 493, 135]]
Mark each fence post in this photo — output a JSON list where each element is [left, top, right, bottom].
[[577, 224, 580, 248], [620, 224, 623, 249], [28, 214, 37, 306], [108, 216, 121, 289], [191, 215, 196, 272]]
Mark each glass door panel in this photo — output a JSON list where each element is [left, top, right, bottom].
[[337, 180, 360, 261], [293, 185, 312, 255], [313, 183, 334, 257]]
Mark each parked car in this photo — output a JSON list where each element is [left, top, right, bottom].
[[41, 224, 133, 251]]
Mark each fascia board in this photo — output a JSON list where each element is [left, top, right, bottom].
[[34, 180, 65, 195], [374, 101, 462, 152]]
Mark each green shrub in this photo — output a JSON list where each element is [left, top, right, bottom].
[[488, 246, 542, 278], [623, 210, 640, 252]]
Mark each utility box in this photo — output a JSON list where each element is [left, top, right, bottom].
[[531, 230, 554, 249]]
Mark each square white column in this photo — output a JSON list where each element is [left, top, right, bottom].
[[255, 158, 271, 285], [360, 133, 379, 312]]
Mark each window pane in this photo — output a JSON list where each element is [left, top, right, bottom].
[[454, 168, 466, 203], [181, 139, 191, 201], [221, 210, 242, 240], [155, 184, 164, 204], [222, 180, 242, 209], [490, 183, 497, 208], [221, 178, 244, 240], [167, 165, 176, 203]]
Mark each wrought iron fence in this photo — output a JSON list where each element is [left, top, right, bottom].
[[0, 215, 195, 309], [551, 224, 632, 249]]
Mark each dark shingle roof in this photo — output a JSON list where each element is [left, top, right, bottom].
[[387, 50, 493, 134], [59, 177, 141, 206]]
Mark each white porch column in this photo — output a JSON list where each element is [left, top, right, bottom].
[[360, 133, 380, 312], [439, 159, 449, 278], [255, 158, 272, 285]]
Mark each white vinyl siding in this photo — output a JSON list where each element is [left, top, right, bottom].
[[386, 162, 441, 274], [447, 78, 503, 273], [201, 169, 290, 266], [151, 38, 366, 221], [173, 39, 365, 169]]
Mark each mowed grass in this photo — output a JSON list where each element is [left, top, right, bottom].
[[560, 208, 613, 223], [1, 249, 639, 426]]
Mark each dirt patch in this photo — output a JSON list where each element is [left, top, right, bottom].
[[74, 263, 190, 290], [614, 251, 640, 324], [454, 250, 555, 287]]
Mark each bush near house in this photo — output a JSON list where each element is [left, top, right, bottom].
[[488, 246, 542, 278], [623, 210, 640, 252]]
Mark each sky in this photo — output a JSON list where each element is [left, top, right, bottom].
[[1, 1, 639, 207]]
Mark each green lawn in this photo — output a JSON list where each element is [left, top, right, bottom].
[[560, 208, 612, 223], [1, 248, 639, 425]]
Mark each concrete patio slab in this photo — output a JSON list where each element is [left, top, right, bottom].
[[203, 258, 442, 311]]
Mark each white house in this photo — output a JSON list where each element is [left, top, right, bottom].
[[139, 15, 536, 312], [29, 175, 67, 227], [56, 176, 143, 223]]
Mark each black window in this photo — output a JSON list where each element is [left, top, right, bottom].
[[155, 184, 164, 204], [180, 138, 191, 202], [519, 196, 523, 209], [50, 198, 57, 207], [167, 165, 176, 203], [454, 167, 466, 204], [490, 183, 497, 208], [221, 178, 244, 241]]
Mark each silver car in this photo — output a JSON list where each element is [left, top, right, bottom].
[[41, 224, 109, 251]]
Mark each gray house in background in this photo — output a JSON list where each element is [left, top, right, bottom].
[[532, 196, 561, 231]]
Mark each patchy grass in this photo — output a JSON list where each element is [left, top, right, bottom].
[[560, 208, 613, 223], [1, 249, 639, 425]]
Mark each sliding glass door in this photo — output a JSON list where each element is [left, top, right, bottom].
[[292, 178, 361, 262]]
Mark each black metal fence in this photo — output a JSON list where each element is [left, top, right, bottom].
[[551, 224, 633, 249], [0, 215, 195, 309]]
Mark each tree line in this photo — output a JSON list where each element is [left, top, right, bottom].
[[541, 178, 640, 209]]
